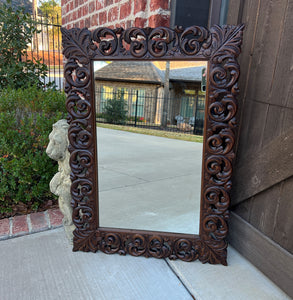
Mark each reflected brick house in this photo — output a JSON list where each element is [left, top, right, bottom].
[[94, 60, 206, 132]]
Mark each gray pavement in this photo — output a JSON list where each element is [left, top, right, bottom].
[[0, 228, 290, 300], [97, 128, 202, 234], [0, 228, 192, 300]]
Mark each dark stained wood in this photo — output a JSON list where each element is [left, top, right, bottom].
[[282, 107, 293, 133], [273, 176, 293, 252], [232, 197, 253, 222], [235, 100, 268, 159], [209, 0, 222, 25], [233, 97, 253, 162], [62, 25, 244, 264], [229, 212, 293, 299], [245, 0, 289, 105], [232, 127, 293, 206], [226, 0, 242, 24], [245, 184, 281, 239], [231, 0, 260, 99], [286, 83, 293, 109], [269, 0, 293, 107], [262, 105, 285, 146], [228, 0, 261, 154], [226, 0, 293, 295]]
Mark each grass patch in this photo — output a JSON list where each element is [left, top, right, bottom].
[[97, 123, 203, 143]]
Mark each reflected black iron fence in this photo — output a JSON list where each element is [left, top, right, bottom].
[[95, 89, 205, 136], [23, 14, 63, 90]]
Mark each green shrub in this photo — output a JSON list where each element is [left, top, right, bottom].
[[0, 86, 67, 216], [96, 112, 106, 119], [0, 0, 48, 89], [104, 96, 128, 125]]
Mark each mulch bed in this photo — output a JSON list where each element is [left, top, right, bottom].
[[0, 198, 59, 220]]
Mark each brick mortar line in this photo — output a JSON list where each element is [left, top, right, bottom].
[[146, 0, 151, 26], [63, 9, 117, 24], [62, 0, 130, 19], [9, 217, 13, 237], [27, 214, 32, 233], [45, 210, 51, 229]]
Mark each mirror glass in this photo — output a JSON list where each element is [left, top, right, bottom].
[[94, 60, 207, 235]]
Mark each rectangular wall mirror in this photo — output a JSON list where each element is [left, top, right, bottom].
[[95, 60, 206, 235], [62, 25, 244, 265]]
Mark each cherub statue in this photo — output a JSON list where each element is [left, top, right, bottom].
[[46, 119, 75, 242]]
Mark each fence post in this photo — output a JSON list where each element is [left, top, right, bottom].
[[193, 95, 198, 135], [57, 14, 62, 89], [45, 14, 51, 85], [134, 90, 138, 127], [162, 61, 170, 127], [52, 16, 56, 83]]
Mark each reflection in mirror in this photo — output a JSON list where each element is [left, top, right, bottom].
[[94, 61, 207, 235]]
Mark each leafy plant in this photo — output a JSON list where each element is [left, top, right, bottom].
[[104, 93, 128, 124], [96, 112, 106, 119], [0, 86, 67, 217], [0, 0, 48, 89]]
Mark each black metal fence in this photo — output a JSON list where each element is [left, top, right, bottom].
[[24, 15, 63, 89], [95, 89, 205, 135]]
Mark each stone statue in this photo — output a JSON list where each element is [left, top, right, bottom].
[[46, 119, 75, 242]]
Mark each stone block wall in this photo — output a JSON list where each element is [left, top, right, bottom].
[[61, 0, 172, 30]]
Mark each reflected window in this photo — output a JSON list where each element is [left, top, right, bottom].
[[180, 89, 197, 118], [116, 87, 129, 102], [100, 86, 114, 112], [180, 95, 195, 118], [131, 89, 145, 117], [194, 93, 206, 135], [100, 86, 129, 113]]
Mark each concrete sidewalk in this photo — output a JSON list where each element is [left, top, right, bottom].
[[97, 127, 202, 235], [0, 228, 290, 300], [0, 128, 290, 299]]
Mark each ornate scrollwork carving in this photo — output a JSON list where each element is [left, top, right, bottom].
[[123, 27, 148, 57], [72, 229, 98, 252], [66, 89, 91, 119], [205, 155, 232, 185], [91, 28, 118, 56], [61, 27, 94, 64], [208, 94, 237, 122], [209, 62, 239, 89], [173, 239, 198, 261], [148, 236, 171, 258], [204, 186, 230, 214], [202, 214, 228, 240], [148, 27, 175, 57], [206, 127, 234, 155], [127, 234, 147, 256], [180, 26, 209, 55], [62, 24, 244, 265], [70, 150, 94, 178], [68, 120, 93, 150], [99, 233, 121, 254]]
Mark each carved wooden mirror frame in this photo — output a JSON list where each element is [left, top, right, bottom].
[[61, 24, 244, 265]]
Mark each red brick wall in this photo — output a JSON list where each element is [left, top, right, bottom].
[[61, 0, 171, 30]]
